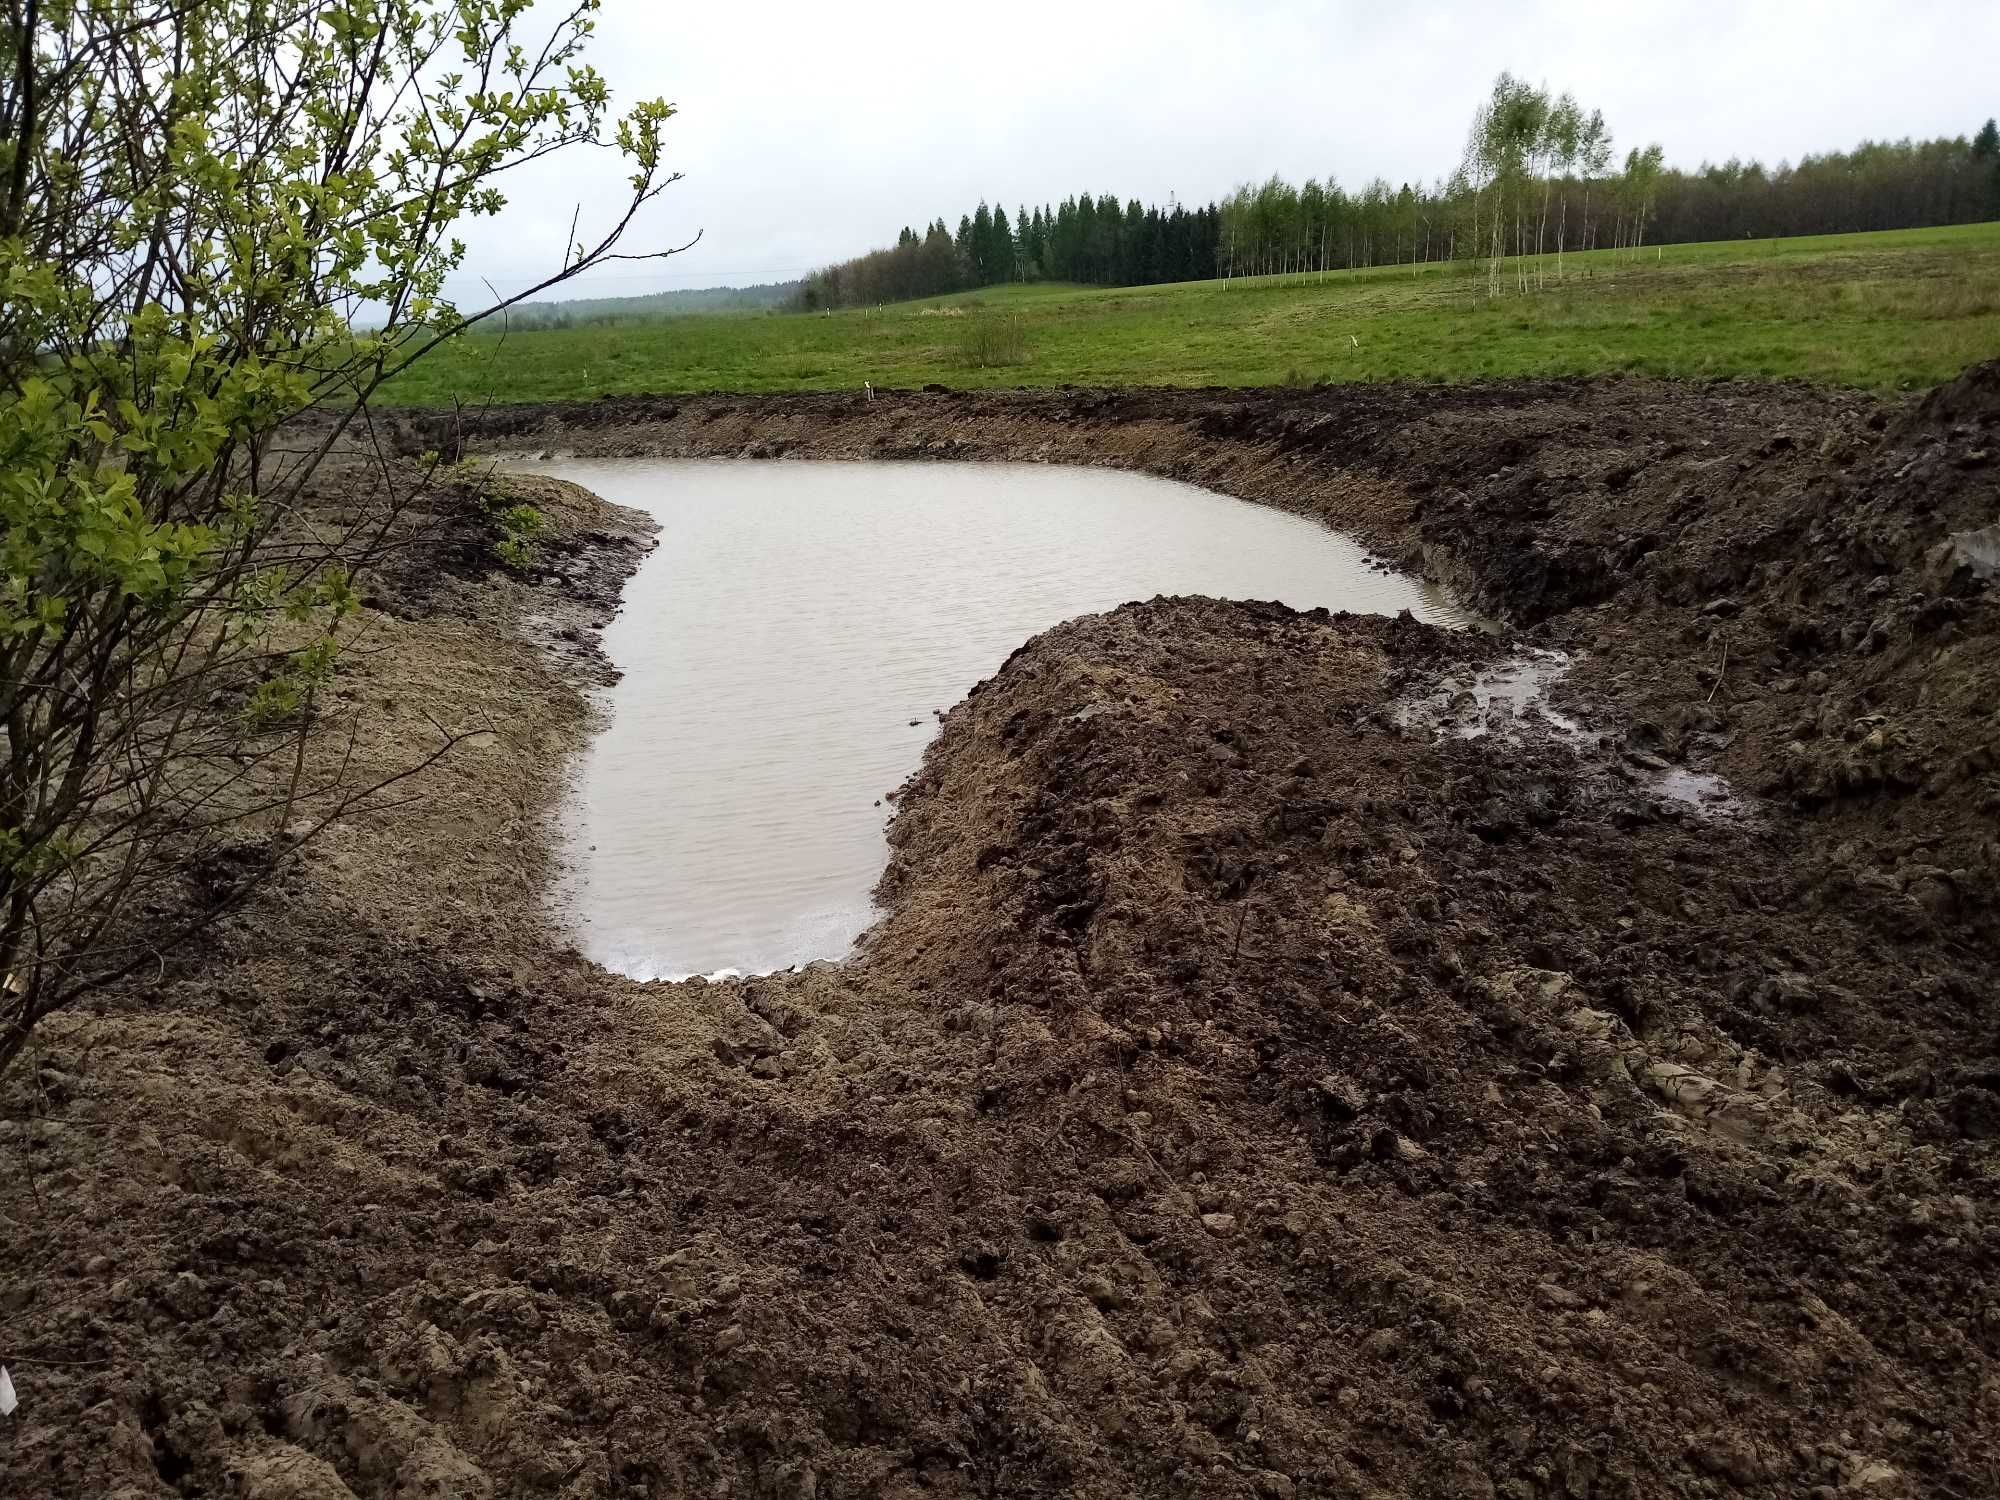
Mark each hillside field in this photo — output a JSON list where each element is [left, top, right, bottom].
[[385, 222, 2000, 405]]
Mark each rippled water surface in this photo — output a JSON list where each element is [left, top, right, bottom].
[[509, 459, 1478, 980]]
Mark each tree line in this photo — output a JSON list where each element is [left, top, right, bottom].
[[799, 198, 1219, 309], [502, 280, 801, 330], [797, 80, 2000, 309], [1651, 131, 1998, 243]]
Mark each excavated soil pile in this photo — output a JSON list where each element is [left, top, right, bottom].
[[3, 368, 1997, 1500]]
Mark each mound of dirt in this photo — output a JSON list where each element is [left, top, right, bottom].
[[4, 368, 1997, 1499], [865, 597, 2000, 1496]]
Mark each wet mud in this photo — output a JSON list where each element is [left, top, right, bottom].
[[4, 366, 1998, 1499]]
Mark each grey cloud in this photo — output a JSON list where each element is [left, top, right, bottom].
[[453, 0, 2000, 304]]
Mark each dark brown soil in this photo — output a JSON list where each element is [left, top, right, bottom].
[[4, 368, 1997, 1500]]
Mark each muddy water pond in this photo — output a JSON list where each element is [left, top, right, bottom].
[[510, 458, 1480, 980]]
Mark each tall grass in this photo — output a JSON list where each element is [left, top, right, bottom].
[[957, 312, 1031, 370]]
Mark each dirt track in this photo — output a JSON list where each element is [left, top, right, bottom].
[[4, 369, 1998, 1498]]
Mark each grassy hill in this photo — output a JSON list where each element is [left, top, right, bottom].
[[386, 222, 2000, 405]]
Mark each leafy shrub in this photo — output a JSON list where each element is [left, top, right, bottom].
[[490, 502, 548, 572], [958, 314, 1032, 369], [0, 0, 681, 1080]]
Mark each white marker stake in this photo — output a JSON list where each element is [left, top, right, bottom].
[[0, 1365, 17, 1416]]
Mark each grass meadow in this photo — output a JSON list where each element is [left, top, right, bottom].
[[386, 222, 2000, 405]]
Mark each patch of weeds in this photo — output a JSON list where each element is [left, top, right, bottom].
[[242, 637, 340, 729], [429, 456, 549, 574], [958, 313, 1030, 369], [487, 499, 546, 572]]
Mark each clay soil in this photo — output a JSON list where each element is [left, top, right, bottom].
[[4, 367, 1998, 1500]]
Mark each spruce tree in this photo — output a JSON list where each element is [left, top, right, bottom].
[[989, 203, 1015, 282], [971, 202, 994, 282]]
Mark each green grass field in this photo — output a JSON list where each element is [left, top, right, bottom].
[[387, 222, 2000, 405]]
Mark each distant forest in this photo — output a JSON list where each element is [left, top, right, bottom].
[[797, 78, 2000, 309], [499, 280, 801, 330], [799, 202, 1223, 310]]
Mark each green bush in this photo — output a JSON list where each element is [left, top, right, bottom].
[[0, 0, 680, 1080], [958, 313, 1032, 369]]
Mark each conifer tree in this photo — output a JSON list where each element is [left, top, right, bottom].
[[970, 203, 994, 282], [989, 204, 1015, 283]]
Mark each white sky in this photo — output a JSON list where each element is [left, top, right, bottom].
[[458, 0, 2000, 304]]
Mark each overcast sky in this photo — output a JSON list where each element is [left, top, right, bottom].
[[459, 0, 2000, 304]]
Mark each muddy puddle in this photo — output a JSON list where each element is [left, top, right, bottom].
[[1399, 651, 1748, 818], [503, 458, 1483, 980]]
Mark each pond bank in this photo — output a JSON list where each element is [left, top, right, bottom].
[[4, 370, 1997, 1498]]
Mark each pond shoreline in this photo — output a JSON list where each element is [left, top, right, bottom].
[[504, 453, 1480, 983]]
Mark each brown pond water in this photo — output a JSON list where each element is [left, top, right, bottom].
[[508, 458, 1482, 980]]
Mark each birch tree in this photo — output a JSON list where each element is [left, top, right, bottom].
[[1544, 93, 1583, 281]]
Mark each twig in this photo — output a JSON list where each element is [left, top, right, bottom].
[[1706, 632, 1731, 704]]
